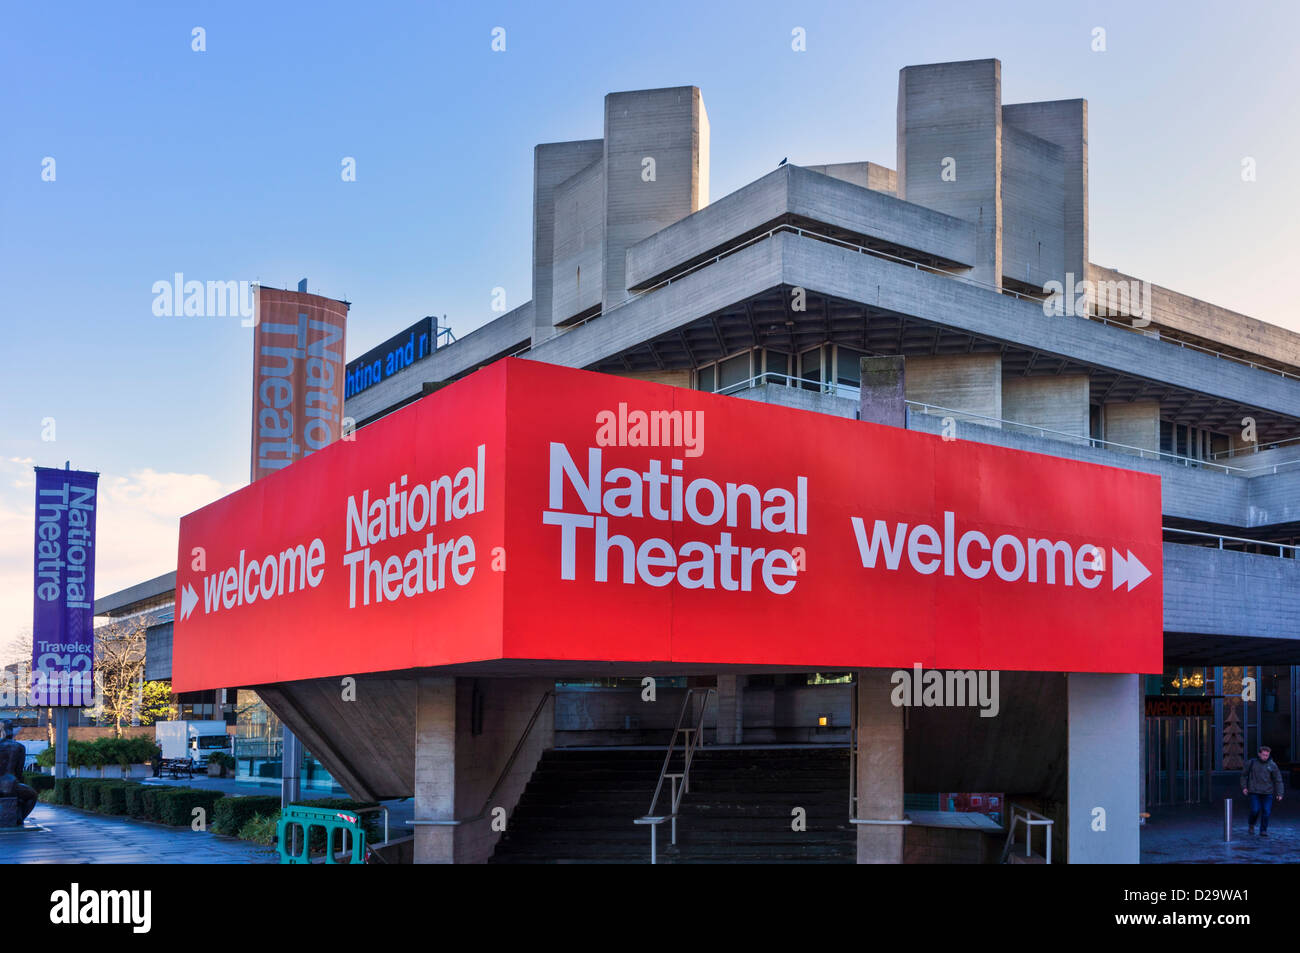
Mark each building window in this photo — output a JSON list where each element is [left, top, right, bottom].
[[799, 348, 823, 390], [696, 364, 715, 393], [717, 352, 751, 392], [836, 346, 865, 387], [764, 350, 791, 385]]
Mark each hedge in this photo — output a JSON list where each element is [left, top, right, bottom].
[[95, 781, 140, 815], [155, 787, 225, 828], [68, 778, 105, 809], [36, 736, 161, 770], [53, 778, 72, 805], [213, 796, 281, 837], [28, 774, 55, 794], [138, 786, 162, 822], [124, 784, 150, 819]]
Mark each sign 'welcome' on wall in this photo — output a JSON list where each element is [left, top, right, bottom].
[[174, 359, 1162, 691]]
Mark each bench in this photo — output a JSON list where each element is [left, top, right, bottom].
[[161, 759, 194, 780]]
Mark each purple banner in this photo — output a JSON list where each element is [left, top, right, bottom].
[[31, 467, 99, 707]]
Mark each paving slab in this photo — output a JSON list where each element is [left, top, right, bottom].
[[0, 803, 277, 864], [1142, 801, 1300, 864]]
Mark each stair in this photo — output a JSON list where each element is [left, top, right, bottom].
[[489, 746, 854, 864]]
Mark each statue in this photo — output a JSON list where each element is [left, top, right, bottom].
[[0, 720, 37, 827]]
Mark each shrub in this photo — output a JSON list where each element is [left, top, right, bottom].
[[67, 778, 88, 808], [213, 795, 281, 836], [237, 812, 280, 845], [36, 747, 54, 768], [124, 784, 148, 818], [28, 774, 55, 794], [155, 787, 225, 828], [207, 751, 235, 769], [96, 781, 138, 815], [38, 789, 56, 804], [53, 778, 72, 805], [138, 785, 162, 822]]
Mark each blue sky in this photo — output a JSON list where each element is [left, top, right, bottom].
[[1, 0, 1297, 644]]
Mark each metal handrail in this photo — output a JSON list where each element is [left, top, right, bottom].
[[1208, 434, 1300, 460], [1002, 803, 1054, 864], [1163, 527, 1299, 558], [511, 219, 1300, 386], [708, 372, 1299, 476], [903, 401, 1300, 476], [462, 690, 554, 824], [405, 689, 554, 831], [637, 687, 716, 864]]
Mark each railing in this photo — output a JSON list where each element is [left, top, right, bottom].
[[1208, 434, 1300, 460], [1163, 527, 1299, 559], [1001, 804, 1053, 864], [508, 219, 1300, 386], [635, 687, 715, 864], [405, 690, 553, 833], [903, 401, 1300, 476]]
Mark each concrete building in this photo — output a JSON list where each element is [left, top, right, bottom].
[[105, 62, 1300, 864]]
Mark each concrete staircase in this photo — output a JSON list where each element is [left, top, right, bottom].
[[489, 746, 854, 864]]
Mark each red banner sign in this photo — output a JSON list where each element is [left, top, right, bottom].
[[250, 287, 349, 482], [174, 359, 1163, 690]]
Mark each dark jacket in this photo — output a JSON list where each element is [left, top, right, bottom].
[[1241, 757, 1284, 796]]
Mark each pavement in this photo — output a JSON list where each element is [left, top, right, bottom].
[[0, 803, 278, 864], [0, 775, 415, 863], [1142, 799, 1299, 863]]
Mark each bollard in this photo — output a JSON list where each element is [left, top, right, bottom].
[[1224, 797, 1232, 842]]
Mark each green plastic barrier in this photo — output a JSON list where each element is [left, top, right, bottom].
[[277, 805, 367, 864]]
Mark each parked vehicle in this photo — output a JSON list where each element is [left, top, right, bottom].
[[154, 720, 232, 768]]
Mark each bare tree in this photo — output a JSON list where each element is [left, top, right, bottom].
[[0, 628, 53, 744], [88, 617, 149, 737]]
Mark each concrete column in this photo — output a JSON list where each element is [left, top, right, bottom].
[[855, 669, 905, 864], [905, 354, 1002, 425], [1102, 400, 1160, 455], [897, 60, 1002, 288], [414, 676, 457, 864], [603, 87, 709, 309], [859, 356, 906, 427], [1067, 673, 1140, 864], [715, 675, 744, 744]]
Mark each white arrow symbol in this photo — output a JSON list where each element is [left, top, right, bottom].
[[1111, 548, 1151, 592], [180, 582, 198, 621]]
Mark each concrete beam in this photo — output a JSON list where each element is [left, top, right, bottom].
[[625, 164, 976, 290]]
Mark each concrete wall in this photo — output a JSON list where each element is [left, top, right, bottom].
[[1001, 374, 1089, 439], [453, 677, 554, 864], [1163, 544, 1300, 641], [603, 87, 708, 309], [897, 59, 1002, 286], [732, 381, 859, 419], [905, 354, 1002, 424], [904, 825, 1001, 864], [802, 161, 897, 196], [1003, 100, 1088, 284], [905, 404, 1300, 529], [1088, 263, 1300, 370], [1067, 673, 1140, 864], [551, 158, 605, 325], [905, 671, 1067, 797], [1103, 400, 1160, 453], [625, 164, 976, 290], [533, 140, 604, 344], [999, 123, 1065, 290]]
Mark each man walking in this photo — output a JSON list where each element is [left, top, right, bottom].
[[1241, 745, 1285, 837]]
